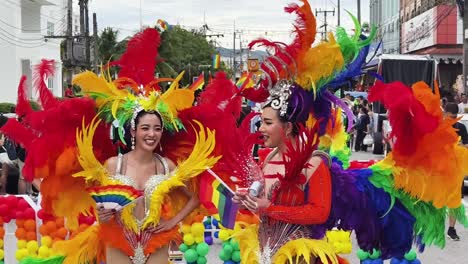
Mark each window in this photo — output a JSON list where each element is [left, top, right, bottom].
[[47, 22, 54, 36], [47, 77, 54, 91]]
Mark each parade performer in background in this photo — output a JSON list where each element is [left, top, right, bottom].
[[1, 26, 220, 264]]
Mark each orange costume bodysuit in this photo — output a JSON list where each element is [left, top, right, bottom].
[[255, 148, 340, 263], [99, 153, 180, 263]]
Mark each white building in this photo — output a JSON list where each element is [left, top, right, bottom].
[[0, 0, 67, 104]]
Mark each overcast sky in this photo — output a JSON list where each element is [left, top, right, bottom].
[[88, 0, 370, 48]]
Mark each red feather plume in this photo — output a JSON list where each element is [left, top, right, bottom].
[[33, 59, 59, 109], [108, 28, 161, 86]]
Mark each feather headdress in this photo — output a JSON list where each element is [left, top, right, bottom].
[[73, 28, 195, 143]]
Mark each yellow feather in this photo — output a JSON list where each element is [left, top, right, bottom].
[[163, 71, 185, 95], [53, 225, 104, 264], [73, 116, 109, 184], [231, 224, 260, 264], [273, 238, 339, 264]]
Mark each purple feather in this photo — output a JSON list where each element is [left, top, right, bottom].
[[323, 90, 355, 132]]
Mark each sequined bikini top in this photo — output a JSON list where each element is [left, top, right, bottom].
[[110, 153, 170, 219]]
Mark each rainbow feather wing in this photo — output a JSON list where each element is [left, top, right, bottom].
[[87, 185, 143, 211]]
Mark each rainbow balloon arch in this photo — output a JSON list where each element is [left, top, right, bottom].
[[0, 195, 95, 264]]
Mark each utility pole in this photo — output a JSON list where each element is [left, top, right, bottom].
[[93, 13, 98, 73], [464, 0, 468, 94], [315, 8, 335, 41], [233, 20, 236, 82], [84, 0, 90, 68], [66, 0, 73, 86], [357, 0, 361, 25], [337, 0, 341, 26]]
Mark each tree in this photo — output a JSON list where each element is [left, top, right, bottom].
[[98, 27, 127, 65], [157, 26, 216, 85]]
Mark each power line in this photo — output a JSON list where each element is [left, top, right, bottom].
[[1, 0, 66, 22], [0, 16, 66, 33]]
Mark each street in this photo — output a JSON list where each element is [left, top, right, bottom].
[[204, 150, 468, 263]]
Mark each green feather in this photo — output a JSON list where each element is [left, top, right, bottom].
[[20, 255, 66, 264]]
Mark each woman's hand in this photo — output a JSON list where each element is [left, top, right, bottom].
[[243, 195, 271, 212], [97, 206, 116, 223], [147, 218, 178, 233]]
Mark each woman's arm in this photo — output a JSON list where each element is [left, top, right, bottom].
[[260, 158, 332, 225]]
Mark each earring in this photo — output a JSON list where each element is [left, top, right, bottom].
[[131, 136, 135, 150]]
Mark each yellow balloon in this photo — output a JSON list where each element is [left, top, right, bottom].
[[183, 234, 195, 245], [218, 230, 230, 241], [41, 236, 53, 247], [17, 239, 27, 249], [38, 246, 50, 258], [180, 224, 191, 234], [0, 238, 3, 248], [15, 248, 28, 261], [194, 236, 204, 244], [0, 249, 4, 259], [191, 223, 205, 237], [27, 240, 39, 254]]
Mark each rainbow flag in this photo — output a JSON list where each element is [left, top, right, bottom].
[[212, 53, 220, 69], [236, 72, 254, 90], [199, 171, 238, 229], [189, 73, 205, 91]]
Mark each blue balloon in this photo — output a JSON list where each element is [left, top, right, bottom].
[[213, 219, 219, 227], [224, 261, 235, 264], [362, 260, 373, 264], [390, 258, 401, 264], [400, 260, 410, 264], [205, 235, 213, 245], [204, 223, 212, 229], [214, 231, 219, 238], [372, 259, 383, 264], [411, 260, 421, 264]]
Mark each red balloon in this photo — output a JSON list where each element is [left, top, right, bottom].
[[15, 211, 25, 220], [3, 215, 11, 223], [0, 204, 9, 217], [5, 196, 18, 208], [37, 209, 46, 220], [24, 208, 36, 219], [17, 198, 30, 210]]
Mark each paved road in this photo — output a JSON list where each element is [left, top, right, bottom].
[[203, 150, 468, 263]]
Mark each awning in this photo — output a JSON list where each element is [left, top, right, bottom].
[[431, 54, 463, 64]]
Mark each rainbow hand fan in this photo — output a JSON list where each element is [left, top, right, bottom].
[[87, 185, 143, 211]]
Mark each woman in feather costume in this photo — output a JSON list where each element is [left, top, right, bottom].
[[230, 0, 468, 263], [1, 26, 220, 264]]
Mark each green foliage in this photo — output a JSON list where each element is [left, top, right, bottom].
[[0, 103, 15, 113], [158, 26, 216, 85]]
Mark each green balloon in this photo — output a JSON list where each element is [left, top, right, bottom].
[[369, 248, 381, 259], [219, 250, 230, 261], [197, 256, 208, 264], [184, 249, 199, 262], [232, 250, 241, 262], [404, 250, 417, 261], [357, 249, 369, 260], [230, 240, 240, 251], [223, 244, 234, 254], [179, 243, 189, 252], [196, 242, 210, 257]]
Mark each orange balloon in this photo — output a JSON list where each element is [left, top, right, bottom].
[[39, 225, 49, 236], [15, 227, 27, 240], [24, 219, 36, 232], [56, 227, 68, 239], [55, 218, 65, 228], [16, 219, 25, 228], [26, 231, 37, 241], [53, 237, 62, 244], [0, 227, 5, 237], [45, 221, 57, 233], [0, 216, 3, 225]]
